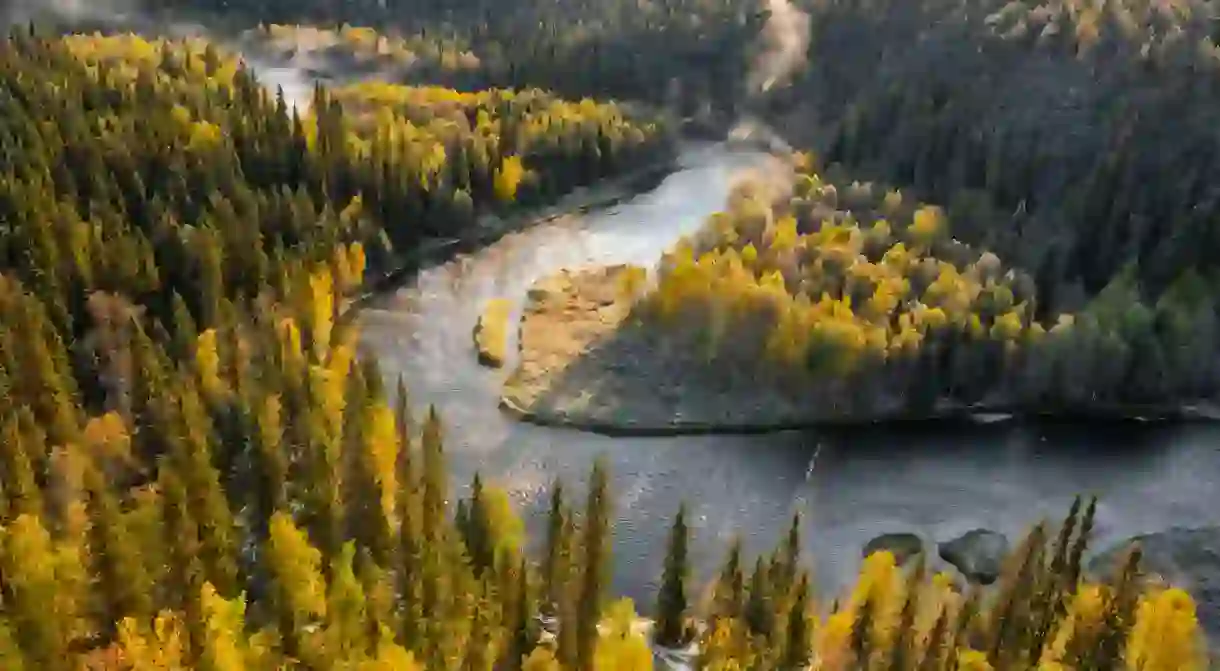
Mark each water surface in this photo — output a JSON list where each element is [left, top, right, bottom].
[[357, 142, 1220, 608]]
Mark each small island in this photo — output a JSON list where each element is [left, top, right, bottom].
[[503, 154, 1220, 434], [473, 298, 512, 368]]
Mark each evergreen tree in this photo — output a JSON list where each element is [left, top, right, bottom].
[[542, 480, 569, 615], [782, 572, 812, 670], [713, 536, 746, 621], [655, 503, 690, 648], [576, 458, 612, 671], [84, 463, 154, 633]]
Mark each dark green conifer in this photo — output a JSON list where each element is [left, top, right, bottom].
[[576, 458, 611, 671], [745, 556, 773, 638], [84, 464, 153, 633], [713, 536, 746, 621], [655, 503, 690, 648], [781, 572, 811, 670]]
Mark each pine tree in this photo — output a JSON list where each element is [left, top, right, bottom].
[[421, 406, 447, 543], [542, 480, 569, 615], [197, 582, 252, 671], [0, 618, 27, 671], [655, 503, 690, 648], [84, 463, 154, 633], [745, 557, 774, 638], [576, 458, 612, 671], [265, 511, 327, 660], [0, 514, 76, 671], [782, 572, 812, 670], [507, 557, 537, 671], [464, 473, 495, 575], [712, 537, 746, 621], [326, 542, 370, 664], [888, 556, 925, 671]]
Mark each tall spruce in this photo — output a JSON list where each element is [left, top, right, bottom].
[[576, 459, 611, 671], [713, 537, 746, 621], [781, 571, 812, 670], [655, 503, 691, 648]]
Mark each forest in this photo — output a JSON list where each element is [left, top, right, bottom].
[[0, 0, 1216, 667], [120, 0, 1220, 413]]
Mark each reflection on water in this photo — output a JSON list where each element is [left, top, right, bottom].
[[357, 142, 1220, 609]]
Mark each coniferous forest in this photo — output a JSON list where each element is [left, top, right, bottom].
[[0, 0, 1216, 668]]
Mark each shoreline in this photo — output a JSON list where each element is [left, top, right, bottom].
[[336, 148, 681, 323], [499, 268, 1220, 437], [499, 396, 1220, 438]]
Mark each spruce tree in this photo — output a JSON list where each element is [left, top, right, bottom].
[[655, 503, 690, 648], [576, 458, 612, 671], [745, 557, 773, 638], [782, 572, 811, 670], [84, 464, 154, 634], [542, 480, 568, 615], [421, 406, 447, 543], [508, 557, 536, 670], [713, 536, 746, 621]]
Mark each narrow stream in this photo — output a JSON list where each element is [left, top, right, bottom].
[[357, 142, 1220, 610]]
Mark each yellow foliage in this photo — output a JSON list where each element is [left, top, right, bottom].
[[494, 155, 527, 202], [909, 205, 946, 247], [117, 610, 188, 670], [365, 401, 400, 523], [188, 121, 224, 152], [309, 270, 335, 358], [814, 609, 857, 671], [594, 599, 653, 671], [81, 412, 134, 470], [196, 329, 224, 398], [266, 513, 328, 626], [1040, 584, 1108, 667], [956, 649, 994, 671], [1125, 588, 1205, 671], [990, 310, 1025, 341], [277, 318, 305, 374], [347, 242, 367, 285], [522, 646, 562, 671], [474, 298, 512, 368], [199, 582, 250, 671]]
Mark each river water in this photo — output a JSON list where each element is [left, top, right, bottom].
[[356, 142, 1220, 610]]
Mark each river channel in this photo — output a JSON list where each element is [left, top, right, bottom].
[[356, 142, 1220, 611]]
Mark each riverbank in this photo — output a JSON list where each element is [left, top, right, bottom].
[[336, 151, 679, 322], [500, 267, 1220, 436]]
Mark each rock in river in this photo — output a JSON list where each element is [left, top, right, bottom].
[[1089, 527, 1220, 643], [863, 533, 925, 565], [939, 529, 1010, 585]]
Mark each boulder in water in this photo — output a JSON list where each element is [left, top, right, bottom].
[[1089, 527, 1220, 645], [938, 529, 1010, 585], [863, 533, 925, 565]]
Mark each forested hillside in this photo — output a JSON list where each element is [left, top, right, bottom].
[[0, 0, 1216, 667], [0, 28, 1207, 664], [120, 0, 1220, 411]]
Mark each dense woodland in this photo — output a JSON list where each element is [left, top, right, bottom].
[[0, 0, 1217, 666], [0, 28, 1209, 665], [104, 0, 1220, 409], [640, 154, 1220, 414]]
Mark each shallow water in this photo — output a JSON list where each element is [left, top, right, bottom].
[[357, 142, 1220, 610]]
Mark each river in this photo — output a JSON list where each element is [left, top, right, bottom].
[[356, 142, 1220, 611]]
